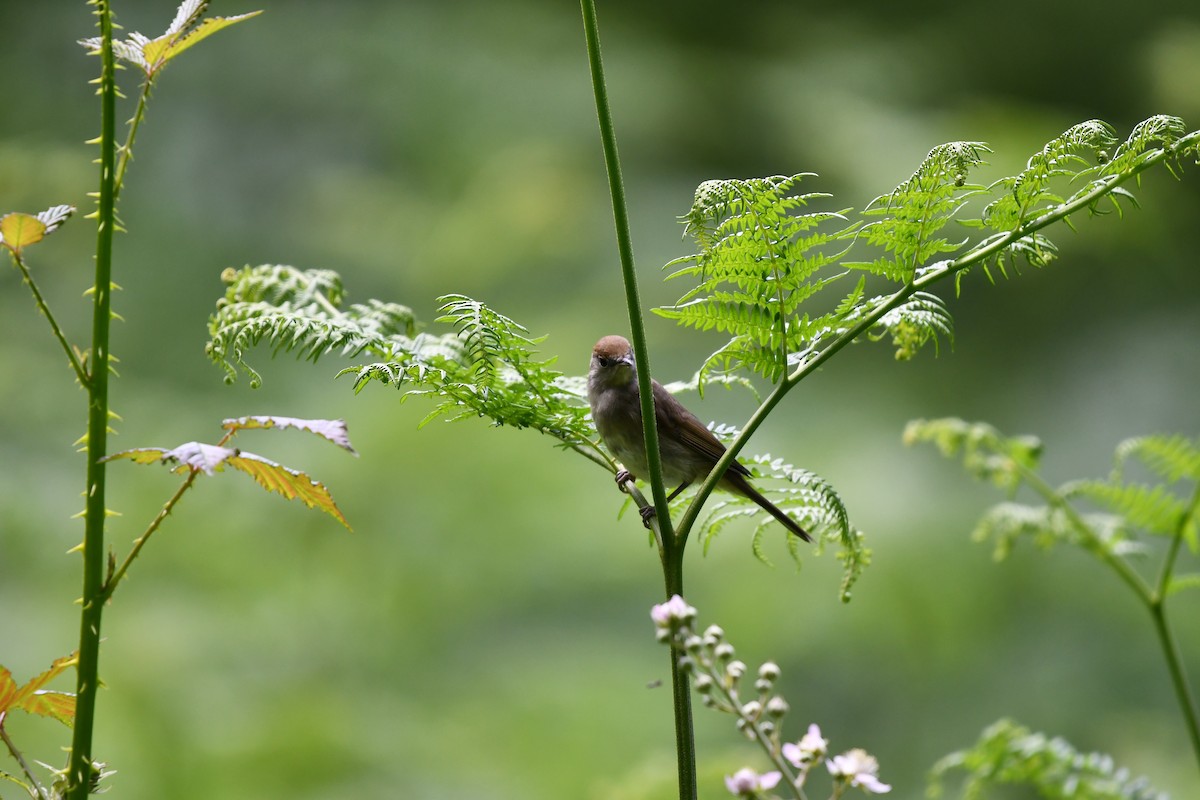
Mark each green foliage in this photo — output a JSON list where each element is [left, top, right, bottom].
[[207, 264, 417, 387], [903, 418, 1043, 493], [210, 268, 870, 583], [908, 422, 1200, 565], [655, 174, 856, 383], [929, 718, 1167, 800], [657, 118, 1200, 387], [208, 266, 609, 466]]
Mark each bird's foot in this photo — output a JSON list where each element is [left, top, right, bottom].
[[639, 505, 657, 529], [615, 469, 634, 492]]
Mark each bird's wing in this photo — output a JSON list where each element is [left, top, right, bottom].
[[652, 380, 752, 477]]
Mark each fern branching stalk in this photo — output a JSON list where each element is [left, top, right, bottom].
[[907, 421, 1200, 773]]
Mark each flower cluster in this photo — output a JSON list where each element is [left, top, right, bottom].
[[650, 596, 891, 799]]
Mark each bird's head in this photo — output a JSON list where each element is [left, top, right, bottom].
[[590, 335, 636, 387]]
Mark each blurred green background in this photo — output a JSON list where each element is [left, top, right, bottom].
[[3, 1, 1199, 798]]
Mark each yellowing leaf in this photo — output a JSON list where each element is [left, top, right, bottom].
[[106, 440, 351, 530], [221, 415, 358, 455], [227, 452, 352, 530], [0, 205, 74, 253], [0, 652, 78, 726], [1, 213, 45, 252], [160, 12, 263, 65]]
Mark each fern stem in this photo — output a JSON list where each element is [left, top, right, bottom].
[[1148, 599, 1200, 773], [1017, 467, 1151, 600], [67, 1, 118, 796], [1021, 467, 1200, 771], [581, 2, 694, 797], [1150, 483, 1200, 771], [8, 251, 89, 387]]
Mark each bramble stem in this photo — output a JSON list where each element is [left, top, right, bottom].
[[66, 2, 118, 796]]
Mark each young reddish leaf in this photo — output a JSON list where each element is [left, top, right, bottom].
[[221, 416, 358, 454], [226, 452, 352, 530], [0, 652, 78, 726]]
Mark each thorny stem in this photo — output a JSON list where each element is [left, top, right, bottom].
[[67, 2, 117, 795]]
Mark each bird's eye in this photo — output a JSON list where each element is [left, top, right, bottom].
[[597, 356, 611, 367]]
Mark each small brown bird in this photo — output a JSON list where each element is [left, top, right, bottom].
[[587, 335, 811, 542]]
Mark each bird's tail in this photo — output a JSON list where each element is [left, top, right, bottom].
[[727, 473, 812, 543]]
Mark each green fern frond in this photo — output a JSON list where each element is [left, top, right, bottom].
[[854, 141, 990, 281], [870, 291, 953, 360], [659, 174, 855, 386], [982, 120, 1117, 231], [1063, 480, 1188, 536], [929, 718, 1168, 800], [971, 502, 1136, 562], [207, 267, 604, 462], [1113, 434, 1200, 483], [206, 265, 416, 386], [903, 417, 1042, 492]]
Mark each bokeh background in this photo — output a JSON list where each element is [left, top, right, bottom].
[[3, 1, 1199, 798]]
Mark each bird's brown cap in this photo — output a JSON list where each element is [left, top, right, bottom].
[[592, 335, 634, 362]]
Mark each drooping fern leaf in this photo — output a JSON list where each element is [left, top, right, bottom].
[[207, 267, 607, 466], [206, 265, 416, 387]]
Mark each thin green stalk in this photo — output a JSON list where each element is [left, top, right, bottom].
[[98, 470, 198, 605], [578, 0, 671, 539], [112, 80, 154, 204], [580, 2, 694, 797], [1, 721, 51, 800], [1150, 484, 1200, 769], [1021, 468, 1200, 771], [67, 2, 117, 797], [9, 252, 89, 387]]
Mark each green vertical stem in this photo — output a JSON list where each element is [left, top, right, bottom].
[[580, 2, 694, 798], [67, 2, 117, 797], [1148, 601, 1200, 771]]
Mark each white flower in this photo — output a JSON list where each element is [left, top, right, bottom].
[[724, 767, 782, 797], [782, 723, 828, 767], [827, 748, 891, 794], [650, 595, 696, 631]]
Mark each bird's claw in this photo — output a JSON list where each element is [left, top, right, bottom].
[[615, 469, 634, 492], [639, 505, 656, 529]]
